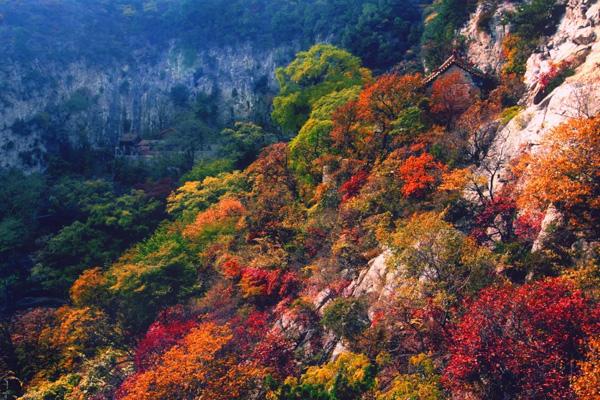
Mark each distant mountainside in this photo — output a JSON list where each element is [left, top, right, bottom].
[[0, 0, 426, 171]]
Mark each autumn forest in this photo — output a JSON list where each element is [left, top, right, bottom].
[[1, 0, 599, 399]]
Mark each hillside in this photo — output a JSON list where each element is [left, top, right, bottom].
[[1, 1, 600, 399]]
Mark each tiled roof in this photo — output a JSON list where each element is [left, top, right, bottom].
[[422, 51, 487, 86], [119, 133, 141, 143]]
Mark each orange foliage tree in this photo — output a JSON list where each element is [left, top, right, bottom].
[[183, 197, 246, 240], [69, 267, 108, 307], [502, 34, 528, 76], [516, 116, 600, 231], [356, 73, 424, 155], [49, 306, 118, 369], [398, 152, 445, 198], [357, 73, 423, 128], [117, 322, 266, 400], [573, 336, 600, 399]]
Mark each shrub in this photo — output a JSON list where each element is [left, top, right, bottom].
[[500, 106, 522, 125], [274, 352, 376, 400], [321, 297, 370, 340]]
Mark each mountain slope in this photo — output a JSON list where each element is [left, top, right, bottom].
[[2, 1, 600, 399]]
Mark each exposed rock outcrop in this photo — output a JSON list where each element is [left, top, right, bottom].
[[343, 249, 397, 303], [489, 0, 600, 164], [461, 1, 516, 74], [531, 204, 564, 252], [524, 0, 600, 92], [481, 0, 600, 249]]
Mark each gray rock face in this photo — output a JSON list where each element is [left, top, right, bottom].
[[461, 1, 516, 75], [532, 204, 564, 253], [343, 249, 397, 303], [480, 0, 600, 250], [493, 0, 600, 164], [0, 43, 298, 171], [573, 27, 597, 45]]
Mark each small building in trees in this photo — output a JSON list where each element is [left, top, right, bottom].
[[422, 50, 495, 94], [115, 133, 141, 156], [115, 129, 173, 158], [422, 50, 497, 124]]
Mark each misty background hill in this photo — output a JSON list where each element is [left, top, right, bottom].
[[0, 0, 426, 171]]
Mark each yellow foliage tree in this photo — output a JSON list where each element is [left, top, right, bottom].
[[166, 171, 247, 219], [301, 352, 373, 391], [573, 336, 600, 400], [377, 353, 443, 400], [389, 211, 495, 302]]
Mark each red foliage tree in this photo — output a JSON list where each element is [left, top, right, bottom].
[[537, 61, 571, 92], [470, 194, 517, 243], [229, 310, 270, 353], [514, 211, 544, 243], [239, 268, 300, 304], [9, 308, 58, 380], [217, 254, 245, 280], [444, 278, 600, 399], [303, 226, 328, 258], [134, 306, 197, 371], [339, 170, 369, 203], [251, 331, 297, 378]]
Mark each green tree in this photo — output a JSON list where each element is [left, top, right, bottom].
[[165, 114, 215, 168], [272, 44, 370, 133], [288, 86, 362, 187], [342, 0, 422, 70], [0, 170, 45, 253], [219, 122, 277, 168], [0, 170, 45, 310], [322, 297, 370, 341], [107, 226, 201, 333], [179, 158, 235, 184], [420, 0, 477, 69], [170, 84, 190, 107], [34, 190, 163, 295], [47, 177, 113, 221]]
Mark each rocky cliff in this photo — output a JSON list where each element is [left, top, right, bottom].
[[461, 1, 516, 74], [0, 43, 298, 171], [459, 0, 599, 245], [494, 0, 599, 153], [464, 0, 600, 163]]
